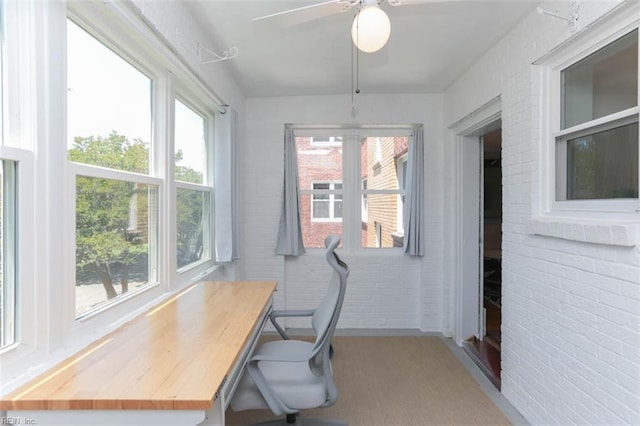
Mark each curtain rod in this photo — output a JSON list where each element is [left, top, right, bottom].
[[285, 123, 423, 130]]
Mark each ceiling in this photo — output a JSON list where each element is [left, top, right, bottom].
[[187, 0, 537, 97]]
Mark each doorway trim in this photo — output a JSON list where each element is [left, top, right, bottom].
[[450, 96, 501, 346]]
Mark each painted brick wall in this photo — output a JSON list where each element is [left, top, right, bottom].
[[131, 0, 245, 111], [240, 94, 445, 331], [444, 1, 639, 424]]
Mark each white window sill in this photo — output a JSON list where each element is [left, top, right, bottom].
[[528, 216, 638, 247]]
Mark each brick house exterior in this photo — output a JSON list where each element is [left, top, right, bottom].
[[297, 135, 408, 248]]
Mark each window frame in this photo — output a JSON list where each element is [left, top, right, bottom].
[[0, 147, 33, 357], [66, 15, 163, 319], [173, 95, 215, 274], [0, 0, 37, 365], [0, 159, 17, 349], [295, 127, 413, 252], [395, 154, 408, 236], [65, 2, 222, 324], [543, 15, 639, 215]]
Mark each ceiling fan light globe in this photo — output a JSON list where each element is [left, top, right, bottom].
[[351, 5, 391, 53]]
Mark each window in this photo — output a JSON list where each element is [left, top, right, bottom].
[[554, 28, 638, 206], [311, 182, 342, 220], [296, 131, 410, 249], [0, 1, 24, 351], [361, 179, 368, 222], [174, 99, 212, 270], [297, 136, 343, 247], [0, 160, 16, 349], [68, 19, 159, 317], [396, 156, 408, 238], [361, 136, 407, 248]]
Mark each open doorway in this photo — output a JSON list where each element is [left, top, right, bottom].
[[452, 97, 502, 389], [463, 128, 503, 389]]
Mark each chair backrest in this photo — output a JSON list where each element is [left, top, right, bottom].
[[308, 235, 349, 406]]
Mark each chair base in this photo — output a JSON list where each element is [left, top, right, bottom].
[[249, 414, 347, 426]]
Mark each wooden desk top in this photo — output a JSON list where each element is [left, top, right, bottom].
[[0, 281, 276, 411]]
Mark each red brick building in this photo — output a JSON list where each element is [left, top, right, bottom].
[[296, 135, 408, 248]]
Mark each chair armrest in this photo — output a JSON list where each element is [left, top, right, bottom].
[[269, 309, 315, 340], [271, 309, 315, 318]]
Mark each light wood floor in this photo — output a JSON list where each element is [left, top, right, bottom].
[[225, 335, 512, 426]]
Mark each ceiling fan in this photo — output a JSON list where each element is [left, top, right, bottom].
[[253, 0, 428, 53]]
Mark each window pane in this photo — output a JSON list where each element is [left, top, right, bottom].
[[313, 199, 330, 218], [362, 194, 403, 248], [177, 188, 210, 269], [75, 177, 158, 317], [67, 20, 151, 173], [334, 200, 343, 218], [562, 30, 638, 129], [361, 136, 409, 188], [297, 137, 343, 246], [0, 160, 16, 348], [175, 100, 206, 184], [297, 137, 342, 186], [563, 122, 638, 200]]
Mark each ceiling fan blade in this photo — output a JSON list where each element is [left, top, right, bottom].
[[252, 0, 357, 27]]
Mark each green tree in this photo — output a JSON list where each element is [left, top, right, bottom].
[[70, 132, 149, 299], [175, 149, 205, 268]]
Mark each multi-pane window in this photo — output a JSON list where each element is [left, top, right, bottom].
[[174, 99, 211, 270], [296, 132, 410, 249], [67, 19, 159, 317], [312, 182, 342, 220], [555, 29, 638, 202]]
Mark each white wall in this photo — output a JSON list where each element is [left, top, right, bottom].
[[444, 1, 640, 424], [240, 94, 445, 331], [131, 0, 245, 113]]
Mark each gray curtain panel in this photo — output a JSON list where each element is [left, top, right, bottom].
[[276, 127, 306, 255], [403, 126, 424, 256]]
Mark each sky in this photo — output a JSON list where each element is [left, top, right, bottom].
[[67, 20, 205, 176]]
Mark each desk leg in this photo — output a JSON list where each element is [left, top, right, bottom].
[[200, 397, 224, 426]]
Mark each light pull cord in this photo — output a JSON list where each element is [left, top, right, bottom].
[[351, 11, 360, 115]]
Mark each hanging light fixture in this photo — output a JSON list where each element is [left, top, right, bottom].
[[351, 2, 391, 53]]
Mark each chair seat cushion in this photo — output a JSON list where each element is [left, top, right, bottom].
[[230, 340, 328, 413]]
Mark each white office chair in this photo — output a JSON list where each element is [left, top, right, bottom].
[[230, 235, 349, 425]]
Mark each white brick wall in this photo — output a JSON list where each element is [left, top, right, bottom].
[[130, 0, 245, 110], [444, 1, 640, 424], [240, 94, 446, 332]]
